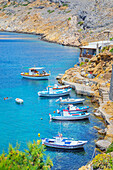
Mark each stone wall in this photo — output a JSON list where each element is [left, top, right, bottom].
[[109, 65, 113, 101]]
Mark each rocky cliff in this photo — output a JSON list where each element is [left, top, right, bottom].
[[0, 0, 113, 46]]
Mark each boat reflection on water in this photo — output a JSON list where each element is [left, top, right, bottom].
[[45, 146, 85, 154], [49, 119, 90, 125]]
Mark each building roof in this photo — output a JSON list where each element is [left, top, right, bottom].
[[29, 67, 45, 70], [80, 41, 113, 49]]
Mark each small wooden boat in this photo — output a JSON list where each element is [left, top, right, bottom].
[[56, 97, 85, 104], [42, 133, 87, 149], [49, 109, 90, 121], [15, 98, 23, 104], [38, 87, 72, 97], [21, 67, 50, 80], [67, 104, 89, 113]]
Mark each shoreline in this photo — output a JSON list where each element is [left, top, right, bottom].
[[0, 30, 80, 47], [57, 67, 113, 152]]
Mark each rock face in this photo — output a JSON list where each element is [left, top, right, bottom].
[[109, 65, 113, 101], [95, 139, 111, 151], [0, 0, 113, 46]]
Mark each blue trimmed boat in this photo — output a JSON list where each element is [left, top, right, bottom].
[[38, 87, 72, 97], [42, 133, 87, 149], [67, 104, 89, 113], [49, 109, 90, 121], [56, 97, 85, 104]]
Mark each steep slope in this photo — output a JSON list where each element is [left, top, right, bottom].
[[0, 0, 113, 46]]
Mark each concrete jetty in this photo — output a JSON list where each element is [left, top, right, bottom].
[[62, 80, 95, 96]]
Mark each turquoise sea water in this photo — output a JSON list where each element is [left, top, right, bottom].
[[0, 32, 104, 169]]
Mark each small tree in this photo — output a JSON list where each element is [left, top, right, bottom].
[[0, 140, 53, 169]]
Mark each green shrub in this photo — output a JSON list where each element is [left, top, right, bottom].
[[92, 153, 113, 169], [110, 37, 113, 41], [110, 48, 113, 53], [88, 61, 91, 65], [3, 5, 7, 8], [102, 46, 109, 52], [47, 10, 54, 14], [78, 29, 82, 32], [0, 140, 53, 169], [85, 59, 89, 62], [78, 21, 84, 26], [62, 3, 68, 7], [22, 4, 29, 6], [68, 17, 71, 20], [65, 10, 71, 13], [106, 142, 113, 153], [80, 62, 85, 66]]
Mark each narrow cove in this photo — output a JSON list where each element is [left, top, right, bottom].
[[0, 32, 105, 169]]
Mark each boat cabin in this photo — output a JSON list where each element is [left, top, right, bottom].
[[68, 104, 77, 111], [29, 67, 47, 75], [63, 109, 70, 116]]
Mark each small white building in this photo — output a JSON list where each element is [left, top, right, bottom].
[[79, 41, 113, 63]]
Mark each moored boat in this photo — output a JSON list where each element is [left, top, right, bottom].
[[42, 133, 87, 149], [67, 104, 89, 113], [49, 109, 90, 121], [56, 97, 85, 104], [15, 98, 23, 104], [38, 87, 72, 97], [21, 67, 50, 80], [52, 84, 70, 90]]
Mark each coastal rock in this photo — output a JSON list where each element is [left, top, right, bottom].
[[95, 139, 111, 151], [98, 128, 107, 135], [93, 111, 102, 117]]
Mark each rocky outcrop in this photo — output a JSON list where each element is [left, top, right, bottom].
[[95, 140, 111, 151], [60, 50, 113, 155]]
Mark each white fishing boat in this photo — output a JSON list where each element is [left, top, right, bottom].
[[67, 104, 89, 113], [21, 67, 50, 80], [38, 87, 71, 97], [15, 98, 23, 104], [56, 97, 85, 104], [49, 109, 90, 121], [42, 133, 87, 149]]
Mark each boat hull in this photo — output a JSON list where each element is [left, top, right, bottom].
[[15, 98, 23, 104], [53, 85, 70, 90], [68, 106, 89, 113], [38, 89, 71, 97], [57, 99, 85, 104], [50, 114, 90, 121], [60, 101, 84, 104], [43, 142, 87, 149], [21, 75, 49, 80]]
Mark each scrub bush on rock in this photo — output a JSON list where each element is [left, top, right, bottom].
[[0, 140, 53, 169]]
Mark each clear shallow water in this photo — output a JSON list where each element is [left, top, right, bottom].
[[0, 32, 104, 169]]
